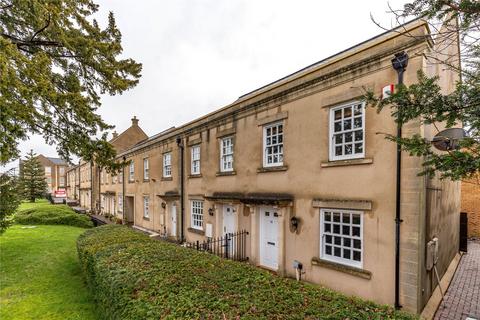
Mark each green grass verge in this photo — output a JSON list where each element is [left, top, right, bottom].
[[15, 202, 93, 228], [78, 225, 417, 320], [0, 225, 98, 320]]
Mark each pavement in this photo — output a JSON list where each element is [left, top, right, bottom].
[[434, 240, 480, 320]]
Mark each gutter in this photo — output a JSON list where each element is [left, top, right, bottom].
[[391, 51, 409, 310], [176, 137, 185, 242]]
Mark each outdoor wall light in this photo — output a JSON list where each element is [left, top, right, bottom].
[[290, 216, 300, 231], [208, 208, 214, 216], [161, 202, 166, 209]]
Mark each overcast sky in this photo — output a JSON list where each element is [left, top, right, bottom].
[[3, 0, 409, 171]]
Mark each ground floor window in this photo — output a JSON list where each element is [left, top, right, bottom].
[[118, 194, 123, 213], [191, 200, 203, 229], [143, 196, 149, 218], [320, 209, 363, 268]]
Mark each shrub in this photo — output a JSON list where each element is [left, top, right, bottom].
[[15, 204, 93, 228], [77, 225, 416, 320]]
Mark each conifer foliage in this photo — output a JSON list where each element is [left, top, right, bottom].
[[0, 0, 142, 170], [19, 150, 48, 203]]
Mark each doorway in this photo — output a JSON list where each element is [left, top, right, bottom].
[[259, 206, 279, 270]]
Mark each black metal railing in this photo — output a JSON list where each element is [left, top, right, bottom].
[[185, 230, 249, 262]]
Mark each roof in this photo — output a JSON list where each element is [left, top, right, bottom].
[[46, 157, 68, 166], [118, 18, 431, 158]]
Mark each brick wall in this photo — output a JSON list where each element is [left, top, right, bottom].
[[461, 179, 480, 238]]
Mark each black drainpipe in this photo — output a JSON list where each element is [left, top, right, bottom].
[[122, 156, 126, 223], [98, 166, 101, 214], [176, 137, 185, 242], [392, 51, 408, 310]]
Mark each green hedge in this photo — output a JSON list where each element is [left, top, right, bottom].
[[77, 225, 416, 320], [15, 204, 93, 228]]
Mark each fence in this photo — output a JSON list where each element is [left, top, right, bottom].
[[185, 230, 249, 262]]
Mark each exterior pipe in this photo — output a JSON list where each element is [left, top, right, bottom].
[[90, 161, 94, 212], [122, 156, 126, 224], [176, 137, 185, 242], [391, 51, 408, 310]]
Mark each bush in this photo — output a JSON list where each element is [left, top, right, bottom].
[[15, 204, 93, 228], [77, 225, 416, 320]]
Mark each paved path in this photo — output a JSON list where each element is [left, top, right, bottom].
[[435, 240, 480, 320]]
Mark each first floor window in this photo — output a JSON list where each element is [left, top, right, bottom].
[[191, 200, 203, 229], [320, 209, 363, 268], [329, 101, 365, 161], [45, 166, 51, 175], [263, 122, 283, 167], [220, 137, 234, 172], [118, 194, 123, 213], [59, 177, 65, 187], [143, 196, 149, 218], [163, 153, 172, 177], [191, 145, 201, 175], [143, 158, 149, 180], [129, 161, 135, 181]]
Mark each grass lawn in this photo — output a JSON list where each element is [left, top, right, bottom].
[[0, 225, 98, 320], [16, 199, 51, 211]]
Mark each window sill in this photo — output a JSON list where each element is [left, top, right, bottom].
[[143, 217, 150, 221], [161, 176, 173, 181], [143, 179, 150, 183], [188, 174, 202, 179], [257, 165, 288, 173], [216, 171, 236, 177], [321, 158, 373, 168], [311, 257, 371, 280], [128, 180, 135, 184], [188, 227, 205, 235]]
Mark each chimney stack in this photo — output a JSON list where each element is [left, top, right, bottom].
[[112, 131, 118, 139], [131, 116, 139, 126]]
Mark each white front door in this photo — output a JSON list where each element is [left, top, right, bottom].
[[223, 205, 236, 235], [259, 207, 279, 270], [171, 203, 177, 237]]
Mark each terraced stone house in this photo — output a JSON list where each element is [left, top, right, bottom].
[[66, 19, 462, 314]]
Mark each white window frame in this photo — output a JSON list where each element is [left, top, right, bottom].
[[59, 177, 65, 187], [129, 161, 135, 182], [163, 153, 172, 178], [118, 193, 123, 213], [190, 200, 203, 230], [320, 208, 363, 268], [191, 145, 201, 175], [263, 122, 284, 167], [45, 166, 51, 175], [143, 195, 150, 218], [220, 137, 234, 172], [59, 167, 65, 175], [329, 101, 365, 161], [143, 158, 149, 180]]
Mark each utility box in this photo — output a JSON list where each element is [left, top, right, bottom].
[[426, 237, 439, 271]]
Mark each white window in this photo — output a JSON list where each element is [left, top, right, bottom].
[[163, 153, 172, 177], [263, 122, 284, 167], [220, 137, 234, 172], [143, 196, 150, 218], [119, 171, 123, 183], [118, 193, 123, 213], [59, 167, 65, 175], [329, 101, 365, 161], [320, 209, 363, 268], [112, 174, 117, 184], [191, 200, 203, 229], [191, 145, 201, 175], [129, 161, 134, 182], [143, 158, 149, 180], [45, 166, 51, 175], [59, 177, 65, 187]]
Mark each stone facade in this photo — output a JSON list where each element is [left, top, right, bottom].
[[66, 19, 461, 314]]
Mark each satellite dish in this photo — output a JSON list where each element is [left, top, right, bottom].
[[432, 128, 467, 151]]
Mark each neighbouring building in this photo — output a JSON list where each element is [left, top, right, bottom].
[[66, 116, 148, 212], [461, 178, 480, 238], [20, 154, 68, 194], [67, 19, 462, 314]]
